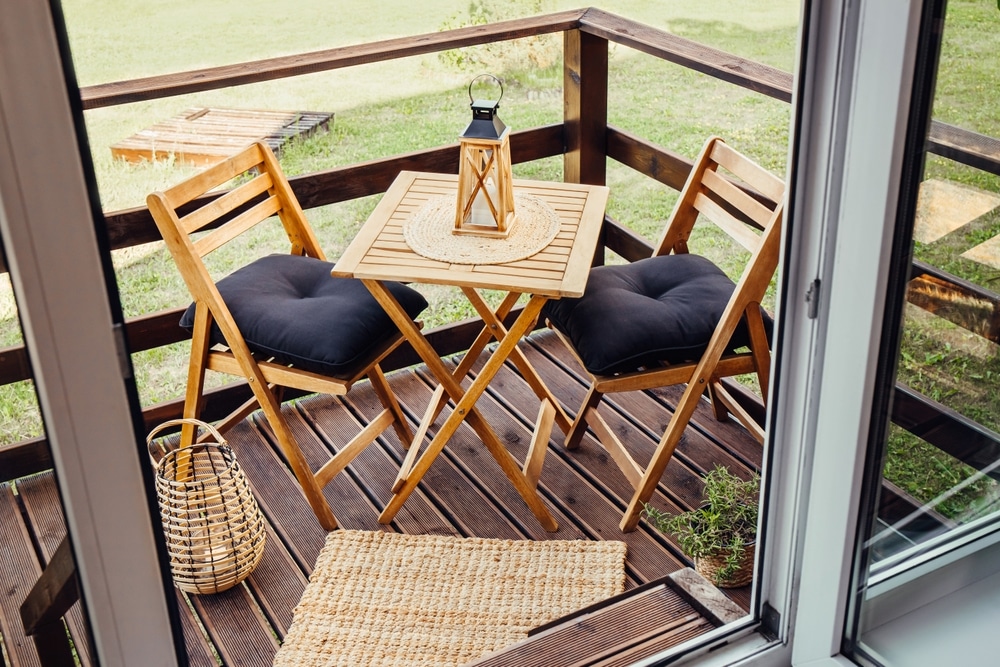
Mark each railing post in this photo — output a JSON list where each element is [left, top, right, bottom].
[[563, 29, 608, 186]]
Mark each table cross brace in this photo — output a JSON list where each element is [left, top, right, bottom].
[[363, 280, 559, 532]]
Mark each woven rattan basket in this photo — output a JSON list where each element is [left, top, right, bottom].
[[148, 419, 266, 594], [694, 541, 756, 588]]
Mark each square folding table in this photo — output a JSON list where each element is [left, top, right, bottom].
[[332, 171, 609, 531]]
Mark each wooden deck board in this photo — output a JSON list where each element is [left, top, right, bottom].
[[0, 332, 759, 666], [173, 591, 223, 667], [470, 579, 716, 667], [221, 419, 328, 571], [16, 476, 94, 667], [189, 583, 279, 665], [0, 484, 44, 667]]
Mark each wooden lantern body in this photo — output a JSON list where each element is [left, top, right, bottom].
[[454, 130, 517, 238]]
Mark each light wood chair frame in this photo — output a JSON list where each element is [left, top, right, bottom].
[[147, 141, 414, 531], [549, 136, 785, 532]]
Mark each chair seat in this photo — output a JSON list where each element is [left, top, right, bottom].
[[543, 254, 758, 375], [180, 254, 428, 379]]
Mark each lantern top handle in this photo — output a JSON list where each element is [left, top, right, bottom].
[[468, 73, 504, 105]]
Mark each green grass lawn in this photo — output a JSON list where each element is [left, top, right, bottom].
[[4, 0, 999, 528]]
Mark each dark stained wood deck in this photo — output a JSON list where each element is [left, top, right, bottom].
[[0, 329, 761, 667]]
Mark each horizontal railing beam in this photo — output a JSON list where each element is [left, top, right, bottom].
[[892, 383, 1000, 479], [100, 124, 563, 252], [580, 8, 793, 102], [0, 437, 52, 481], [928, 120, 1000, 177], [908, 260, 1000, 344], [79, 11, 586, 109]]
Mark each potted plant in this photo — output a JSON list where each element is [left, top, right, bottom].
[[644, 465, 760, 588]]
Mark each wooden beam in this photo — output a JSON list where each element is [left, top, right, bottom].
[[607, 126, 693, 192], [563, 29, 609, 185], [892, 383, 1000, 479], [0, 342, 31, 385], [603, 215, 655, 262], [0, 437, 52, 482], [907, 260, 1000, 344], [79, 11, 587, 109], [20, 536, 79, 634], [20, 536, 80, 667], [927, 120, 1000, 177], [580, 8, 793, 102]]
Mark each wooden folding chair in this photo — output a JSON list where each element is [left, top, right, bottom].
[[147, 141, 428, 530], [543, 136, 785, 531]]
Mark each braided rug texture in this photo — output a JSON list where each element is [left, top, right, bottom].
[[403, 193, 561, 265], [272, 530, 627, 666]]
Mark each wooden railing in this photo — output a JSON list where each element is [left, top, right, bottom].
[[2, 6, 999, 486]]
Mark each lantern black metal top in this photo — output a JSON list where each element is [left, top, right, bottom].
[[461, 74, 507, 141]]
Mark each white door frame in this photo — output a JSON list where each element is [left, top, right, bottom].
[[0, 2, 180, 665]]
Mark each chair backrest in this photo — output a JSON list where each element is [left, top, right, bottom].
[[654, 136, 785, 304], [148, 139, 323, 266], [653, 137, 785, 366], [147, 141, 324, 340], [659, 136, 785, 407]]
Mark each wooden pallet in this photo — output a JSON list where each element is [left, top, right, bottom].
[[110, 107, 333, 166]]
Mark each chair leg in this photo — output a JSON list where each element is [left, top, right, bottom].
[[253, 381, 338, 531], [180, 305, 213, 447], [746, 305, 772, 400], [368, 364, 413, 448], [706, 380, 729, 422], [565, 384, 603, 450], [620, 378, 705, 532]]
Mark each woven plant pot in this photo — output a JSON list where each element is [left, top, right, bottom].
[[694, 541, 756, 588], [148, 419, 266, 595]]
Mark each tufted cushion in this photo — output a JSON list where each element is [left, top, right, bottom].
[[180, 254, 428, 379], [542, 254, 766, 376]]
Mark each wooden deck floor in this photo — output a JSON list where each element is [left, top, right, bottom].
[[1, 329, 762, 667]]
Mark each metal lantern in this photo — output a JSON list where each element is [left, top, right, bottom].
[[454, 74, 517, 238]]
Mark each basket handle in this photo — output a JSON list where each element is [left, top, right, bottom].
[[147, 418, 227, 465]]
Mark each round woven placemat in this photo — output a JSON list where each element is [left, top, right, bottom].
[[403, 192, 561, 264]]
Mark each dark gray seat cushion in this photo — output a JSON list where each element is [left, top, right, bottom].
[[542, 254, 765, 376], [180, 254, 428, 379]]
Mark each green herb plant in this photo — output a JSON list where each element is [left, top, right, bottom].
[[644, 465, 760, 584]]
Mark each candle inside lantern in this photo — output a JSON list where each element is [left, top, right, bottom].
[[469, 178, 497, 227]]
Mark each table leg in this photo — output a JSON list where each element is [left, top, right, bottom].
[[461, 288, 573, 434], [363, 281, 559, 532], [423, 291, 522, 427]]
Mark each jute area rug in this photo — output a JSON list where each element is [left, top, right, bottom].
[[272, 530, 628, 667]]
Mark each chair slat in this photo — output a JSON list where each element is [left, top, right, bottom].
[[709, 141, 784, 203], [701, 168, 775, 229], [193, 195, 281, 256], [161, 143, 266, 207], [693, 192, 760, 253], [180, 171, 274, 235]]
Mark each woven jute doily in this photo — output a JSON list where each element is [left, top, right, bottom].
[[271, 530, 627, 667], [403, 192, 561, 265]]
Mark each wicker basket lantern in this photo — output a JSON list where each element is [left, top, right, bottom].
[[148, 419, 266, 594]]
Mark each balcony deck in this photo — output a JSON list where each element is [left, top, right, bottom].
[[1, 328, 760, 667]]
